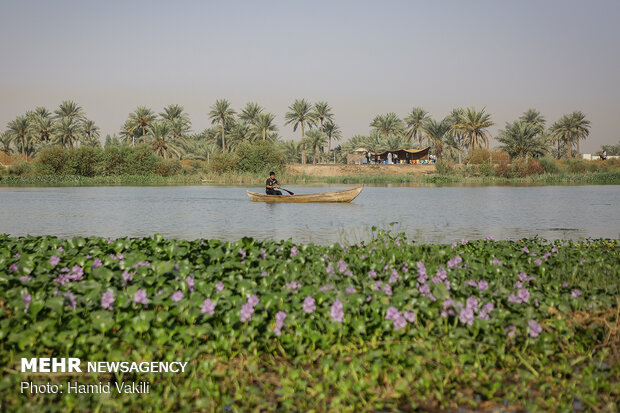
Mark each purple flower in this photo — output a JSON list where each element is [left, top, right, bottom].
[[20, 275, 32, 282], [492, 257, 503, 266], [487, 236, 494, 241], [478, 311, 490, 320], [326, 264, 335, 276], [528, 320, 542, 338], [156, 289, 163, 296], [515, 281, 523, 289], [240, 302, 254, 322], [92, 258, 102, 268], [290, 246, 298, 258], [346, 286, 357, 294], [238, 248, 246, 258], [216, 282, 225, 292], [447, 255, 462, 269], [417, 261, 427, 283], [466, 297, 479, 311], [101, 291, 114, 310], [386, 306, 399, 321], [534, 259, 542, 266], [50, 256, 60, 267], [330, 300, 344, 322], [13, 253, 20, 258], [201, 299, 215, 316], [122, 271, 133, 283], [392, 313, 407, 330], [459, 307, 475, 326], [107, 237, 115, 244], [133, 289, 148, 305], [451, 242, 458, 249], [64, 292, 77, 310], [372, 281, 382, 291], [461, 238, 468, 244], [522, 247, 530, 254], [562, 282, 569, 288], [383, 284, 392, 296], [580, 258, 586, 263], [467, 279, 478, 287], [483, 302, 494, 313], [285, 281, 301, 292], [443, 298, 455, 308], [171, 290, 184, 302], [259, 248, 266, 260], [478, 281, 489, 291], [186, 277, 194, 293], [368, 270, 377, 278], [320, 283, 334, 292], [9, 263, 18, 273], [543, 252, 551, 260], [551, 247, 558, 253], [57, 246, 64, 252], [337, 260, 347, 273], [571, 289, 582, 298], [274, 311, 287, 336], [247, 295, 260, 307], [517, 288, 530, 303], [303, 296, 316, 313], [23, 293, 32, 310], [344, 269, 353, 277], [518, 272, 528, 282], [403, 310, 416, 323], [506, 324, 516, 339], [508, 294, 522, 304]]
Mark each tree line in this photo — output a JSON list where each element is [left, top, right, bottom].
[[2, 100, 593, 166]]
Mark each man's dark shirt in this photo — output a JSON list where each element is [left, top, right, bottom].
[[266, 178, 278, 188], [266, 177, 280, 195]]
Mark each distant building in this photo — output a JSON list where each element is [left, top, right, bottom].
[[582, 153, 619, 160]]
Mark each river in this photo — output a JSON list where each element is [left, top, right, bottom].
[[0, 185, 618, 244]]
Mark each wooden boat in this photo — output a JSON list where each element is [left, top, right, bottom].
[[246, 186, 363, 203]]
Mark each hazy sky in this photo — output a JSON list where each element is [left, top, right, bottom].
[[1, 0, 619, 152]]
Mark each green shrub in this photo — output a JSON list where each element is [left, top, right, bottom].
[[98, 146, 131, 176], [539, 157, 560, 174], [129, 144, 158, 175], [479, 162, 495, 176], [9, 161, 33, 176], [154, 159, 182, 176], [435, 160, 453, 175], [69, 146, 101, 177], [34, 146, 70, 175], [236, 142, 286, 173], [208, 153, 239, 173], [566, 159, 587, 173]]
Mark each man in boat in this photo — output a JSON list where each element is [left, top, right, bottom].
[[266, 171, 282, 195]]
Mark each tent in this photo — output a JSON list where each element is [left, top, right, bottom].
[[374, 147, 430, 164]]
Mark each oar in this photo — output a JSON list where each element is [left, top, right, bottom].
[[279, 188, 294, 195]]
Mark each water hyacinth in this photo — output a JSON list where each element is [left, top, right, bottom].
[[528, 320, 542, 338], [330, 300, 344, 322], [416, 261, 427, 283], [368, 269, 377, 278], [133, 289, 148, 305], [216, 282, 225, 292], [259, 248, 266, 259], [290, 246, 298, 258], [285, 281, 301, 292], [101, 291, 114, 310], [571, 289, 582, 298], [23, 292, 32, 311], [534, 259, 542, 266], [238, 248, 246, 259], [492, 257, 503, 266], [382, 284, 392, 296], [9, 263, 18, 273], [517, 288, 530, 303], [319, 283, 334, 292], [201, 299, 215, 316], [345, 286, 357, 294], [240, 303, 255, 322], [247, 295, 260, 307], [459, 306, 475, 326], [186, 277, 194, 293], [303, 296, 316, 313], [20, 276, 32, 282], [337, 260, 347, 273], [64, 292, 77, 310], [447, 255, 462, 269], [478, 280, 489, 291], [326, 264, 335, 276], [403, 310, 416, 323], [274, 311, 287, 336], [92, 258, 102, 268], [171, 290, 184, 302], [50, 255, 60, 267], [261, 271, 269, 277], [122, 271, 133, 283]]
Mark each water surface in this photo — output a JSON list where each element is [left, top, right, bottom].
[[0, 185, 618, 244]]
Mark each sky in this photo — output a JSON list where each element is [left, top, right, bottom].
[[1, 0, 619, 152]]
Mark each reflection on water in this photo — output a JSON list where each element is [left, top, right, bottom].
[[0, 185, 618, 244]]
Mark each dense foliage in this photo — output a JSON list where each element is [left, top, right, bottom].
[[0, 233, 618, 411]]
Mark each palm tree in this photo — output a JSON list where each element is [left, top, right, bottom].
[[313, 101, 334, 133], [280, 140, 302, 163], [284, 99, 316, 164], [227, 122, 251, 151], [29, 114, 53, 143], [54, 100, 85, 121], [519, 109, 546, 135], [254, 112, 278, 141], [323, 121, 341, 163], [32, 106, 51, 119], [83, 120, 100, 143], [304, 130, 327, 164], [1, 131, 13, 155], [457, 107, 494, 151], [568, 111, 591, 156], [160, 104, 191, 139], [7, 116, 31, 160], [238, 102, 263, 125], [447, 108, 466, 163], [370, 113, 405, 137], [53, 117, 83, 149], [497, 121, 548, 159], [549, 117, 571, 159], [404, 107, 429, 147], [128, 107, 156, 145], [119, 120, 136, 146], [422, 118, 451, 160], [147, 121, 182, 159], [209, 99, 236, 152]]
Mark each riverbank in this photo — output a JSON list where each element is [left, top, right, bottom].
[[2, 168, 619, 186], [1, 234, 618, 411]]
